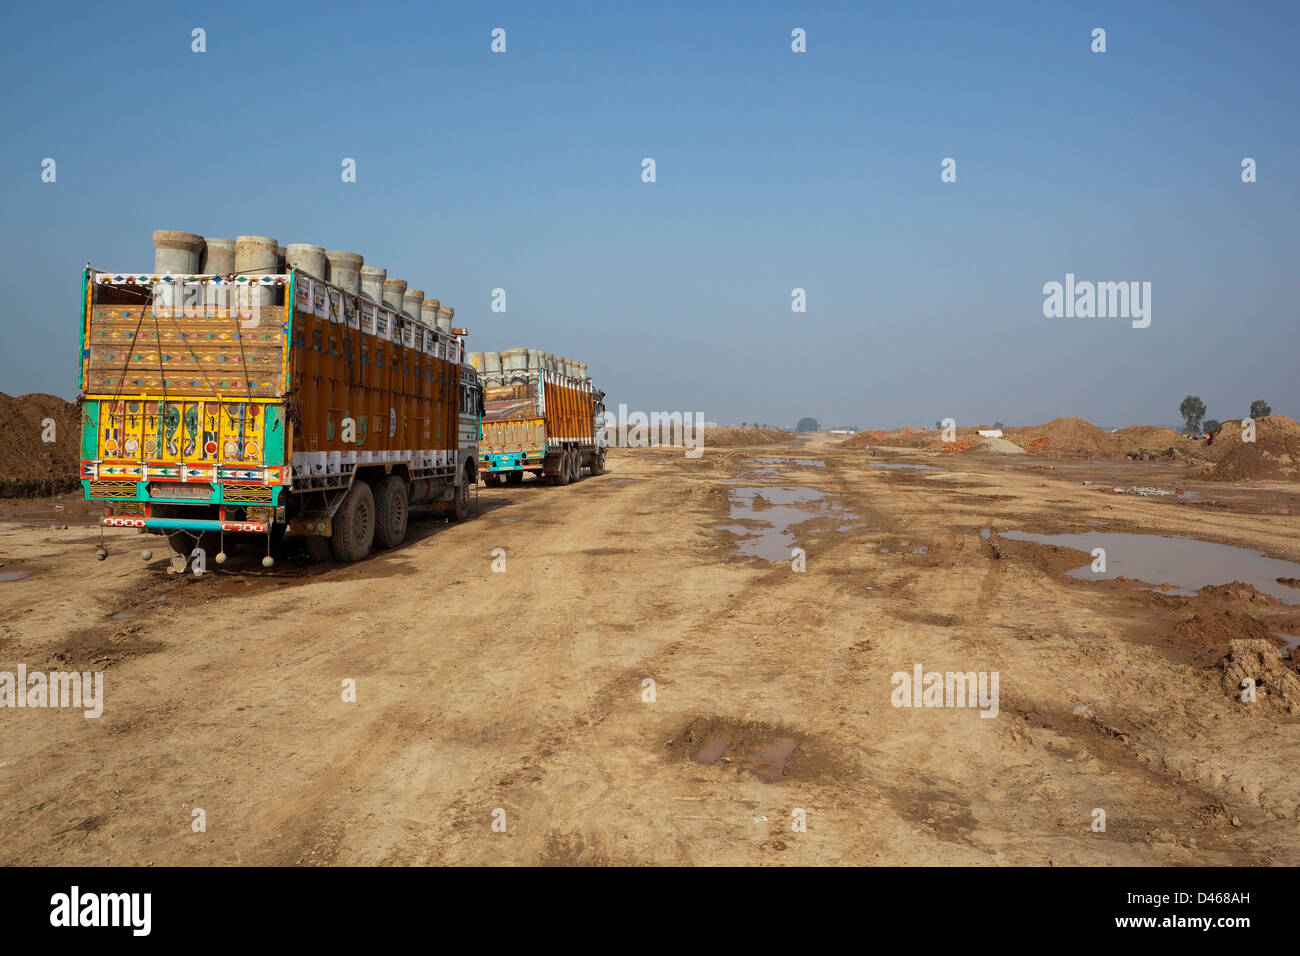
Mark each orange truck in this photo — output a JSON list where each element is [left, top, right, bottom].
[[470, 348, 605, 486], [79, 252, 481, 566]]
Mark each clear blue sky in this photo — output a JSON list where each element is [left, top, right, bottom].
[[1, 0, 1296, 428]]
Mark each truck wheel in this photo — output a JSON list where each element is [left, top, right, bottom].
[[331, 480, 375, 562], [590, 450, 605, 476], [555, 450, 572, 486], [453, 465, 473, 520], [305, 535, 333, 562], [506, 470, 524, 486], [373, 475, 409, 549], [570, 448, 583, 482], [484, 473, 502, 488]]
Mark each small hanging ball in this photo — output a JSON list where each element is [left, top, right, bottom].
[[215, 551, 227, 565], [261, 555, 275, 568], [141, 549, 152, 561], [96, 549, 108, 561]]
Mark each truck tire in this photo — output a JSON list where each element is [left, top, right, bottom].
[[373, 475, 409, 549], [331, 480, 375, 562], [555, 449, 572, 486], [453, 465, 473, 520], [506, 470, 523, 486], [484, 473, 502, 488], [570, 448, 583, 482], [305, 535, 333, 563], [590, 450, 605, 476]]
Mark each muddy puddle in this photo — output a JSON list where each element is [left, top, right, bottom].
[[1001, 530, 1300, 604], [0, 570, 31, 582], [692, 731, 799, 782], [716, 486, 860, 561]]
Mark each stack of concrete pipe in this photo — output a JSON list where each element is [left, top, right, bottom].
[[151, 230, 460, 340]]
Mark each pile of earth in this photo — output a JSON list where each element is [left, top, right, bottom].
[[0, 392, 81, 497], [1201, 416, 1300, 482], [708, 427, 796, 447], [844, 417, 1195, 461], [966, 437, 1026, 455]]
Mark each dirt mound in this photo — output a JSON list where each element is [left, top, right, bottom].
[[841, 427, 933, 449], [708, 427, 795, 447], [965, 437, 1026, 455], [1202, 416, 1300, 482], [0, 392, 81, 498], [1174, 610, 1276, 653], [1217, 639, 1300, 712]]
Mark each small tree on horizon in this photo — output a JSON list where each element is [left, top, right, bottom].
[[796, 417, 819, 433], [1250, 399, 1272, 418], [1179, 395, 1206, 434], [1203, 419, 1222, 436]]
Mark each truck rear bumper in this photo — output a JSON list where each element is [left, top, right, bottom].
[[479, 452, 544, 472], [100, 516, 269, 533]]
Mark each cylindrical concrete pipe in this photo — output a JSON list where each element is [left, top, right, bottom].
[[153, 230, 204, 274], [360, 265, 386, 302], [285, 243, 328, 279], [325, 251, 363, 295], [235, 235, 279, 313], [437, 305, 454, 334], [382, 277, 407, 314], [403, 288, 424, 321], [275, 243, 286, 272], [482, 351, 500, 383], [421, 298, 440, 327], [200, 238, 236, 312]]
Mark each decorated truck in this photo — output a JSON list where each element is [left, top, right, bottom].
[[471, 348, 605, 486], [79, 251, 481, 566]]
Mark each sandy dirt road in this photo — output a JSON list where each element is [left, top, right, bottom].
[[2, 434, 1300, 865]]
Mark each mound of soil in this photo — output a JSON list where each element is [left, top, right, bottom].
[[965, 437, 1026, 455], [1217, 639, 1300, 712], [841, 427, 934, 449], [1202, 416, 1300, 482], [0, 392, 81, 498], [709, 427, 796, 447]]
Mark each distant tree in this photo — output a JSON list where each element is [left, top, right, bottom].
[[1203, 419, 1222, 436], [796, 417, 819, 433], [993, 422, 1005, 429], [1250, 399, 1272, 418], [1179, 395, 1206, 434], [934, 420, 942, 431], [741, 421, 748, 427]]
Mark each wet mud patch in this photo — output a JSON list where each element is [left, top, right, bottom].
[[668, 716, 834, 784], [885, 777, 978, 845], [48, 624, 165, 670]]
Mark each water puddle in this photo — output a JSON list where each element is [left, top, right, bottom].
[[1276, 633, 1300, 654], [1000, 530, 1300, 604], [0, 571, 30, 582], [869, 462, 937, 471], [716, 486, 859, 561], [694, 732, 798, 783]]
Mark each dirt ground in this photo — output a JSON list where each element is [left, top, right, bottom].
[[3, 433, 1300, 865]]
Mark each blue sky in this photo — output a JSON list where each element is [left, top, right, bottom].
[[1, 1, 1296, 428]]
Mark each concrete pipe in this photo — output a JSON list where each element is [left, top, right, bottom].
[[382, 277, 407, 313], [285, 243, 328, 280], [200, 238, 235, 276], [200, 238, 236, 313], [421, 298, 440, 327], [153, 230, 204, 275], [437, 305, 454, 334], [275, 243, 286, 272], [325, 251, 364, 296], [235, 235, 279, 314], [403, 288, 424, 321], [482, 351, 500, 382], [360, 265, 386, 302]]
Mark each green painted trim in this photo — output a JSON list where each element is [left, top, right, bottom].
[[80, 402, 100, 459]]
